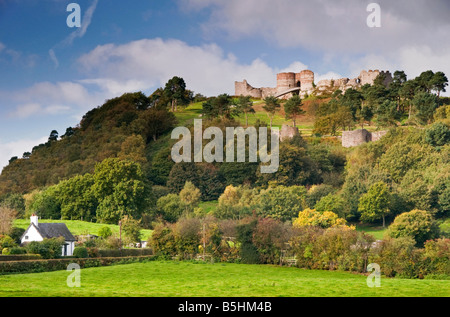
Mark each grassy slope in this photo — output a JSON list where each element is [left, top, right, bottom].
[[14, 219, 153, 241], [0, 261, 448, 297]]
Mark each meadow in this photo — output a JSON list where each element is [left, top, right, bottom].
[[0, 261, 448, 297]]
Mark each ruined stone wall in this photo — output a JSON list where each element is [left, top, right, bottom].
[[342, 129, 388, 147], [235, 80, 262, 98], [359, 70, 392, 86], [280, 124, 299, 141], [235, 69, 393, 98]]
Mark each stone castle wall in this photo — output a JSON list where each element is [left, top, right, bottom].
[[235, 69, 392, 99]]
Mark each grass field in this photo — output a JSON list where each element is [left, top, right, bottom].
[[0, 261, 448, 297]]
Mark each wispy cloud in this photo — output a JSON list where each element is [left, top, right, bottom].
[[49, 0, 99, 68], [62, 0, 99, 46]]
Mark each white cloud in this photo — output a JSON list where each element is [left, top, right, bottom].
[[77, 38, 288, 96], [0, 136, 48, 170], [315, 71, 344, 83], [179, 0, 450, 54], [48, 49, 59, 68]]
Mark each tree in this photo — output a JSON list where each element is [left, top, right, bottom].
[[263, 96, 281, 128], [234, 95, 255, 127], [179, 181, 201, 212], [412, 92, 438, 125], [358, 182, 391, 227], [425, 122, 450, 148], [293, 208, 348, 229], [121, 215, 142, 244], [118, 134, 147, 164], [0, 193, 25, 218], [0, 206, 16, 235], [164, 76, 188, 112], [92, 158, 151, 224], [142, 107, 177, 141], [255, 185, 307, 222], [48, 130, 59, 142], [430, 71, 448, 97], [55, 174, 96, 221], [157, 194, 185, 223], [387, 210, 440, 247], [284, 95, 305, 127], [202, 94, 234, 119]]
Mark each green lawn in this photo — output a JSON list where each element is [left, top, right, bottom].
[[355, 224, 387, 240], [0, 261, 447, 297], [14, 219, 153, 241]]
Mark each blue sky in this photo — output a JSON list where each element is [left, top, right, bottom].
[[1, 0, 450, 169]]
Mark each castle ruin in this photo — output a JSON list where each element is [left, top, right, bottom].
[[342, 129, 388, 148], [235, 69, 392, 99]]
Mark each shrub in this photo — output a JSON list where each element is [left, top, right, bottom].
[[98, 226, 113, 239], [387, 210, 440, 247], [236, 219, 261, 264], [252, 218, 292, 264], [369, 236, 421, 278], [25, 237, 65, 259], [0, 235, 16, 250], [2, 248, 10, 255], [291, 226, 373, 272], [422, 239, 450, 276], [173, 217, 201, 259], [9, 247, 26, 255], [150, 223, 177, 258], [73, 247, 89, 258]]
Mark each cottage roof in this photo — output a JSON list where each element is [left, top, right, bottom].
[[23, 223, 76, 242]]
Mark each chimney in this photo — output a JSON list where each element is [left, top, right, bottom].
[[30, 214, 38, 227]]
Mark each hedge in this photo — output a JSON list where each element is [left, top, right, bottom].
[[97, 248, 153, 258], [0, 255, 155, 275], [0, 254, 42, 262]]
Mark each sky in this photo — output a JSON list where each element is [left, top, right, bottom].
[[0, 0, 450, 170]]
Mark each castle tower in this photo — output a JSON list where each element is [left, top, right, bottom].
[[277, 72, 297, 94], [297, 70, 314, 93]]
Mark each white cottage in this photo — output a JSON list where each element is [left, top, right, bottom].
[[21, 214, 76, 256]]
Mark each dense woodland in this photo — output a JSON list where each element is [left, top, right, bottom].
[[0, 71, 449, 241]]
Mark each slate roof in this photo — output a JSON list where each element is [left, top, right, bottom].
[[23, 223, 76, 242]]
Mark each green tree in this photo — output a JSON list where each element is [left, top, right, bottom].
[[358, 182, 391, 227], [412, 92, 438, 125], [141, 107, 177, 141], [284, 95, 305, 127], [430, 71, 448, 98], [157, 194, 185, 223], [387, 209, 440, 247], [92, 158, 151, 224], [234, 95, 255, 127], [425, 122, 450, 148], [121, 215, 142, 244], [263, 96, 281, 128], [202, 94, 234, 119], [56, 173, 96, 221], [255, 185, 307, 222], [164, 76, 188, 112]]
